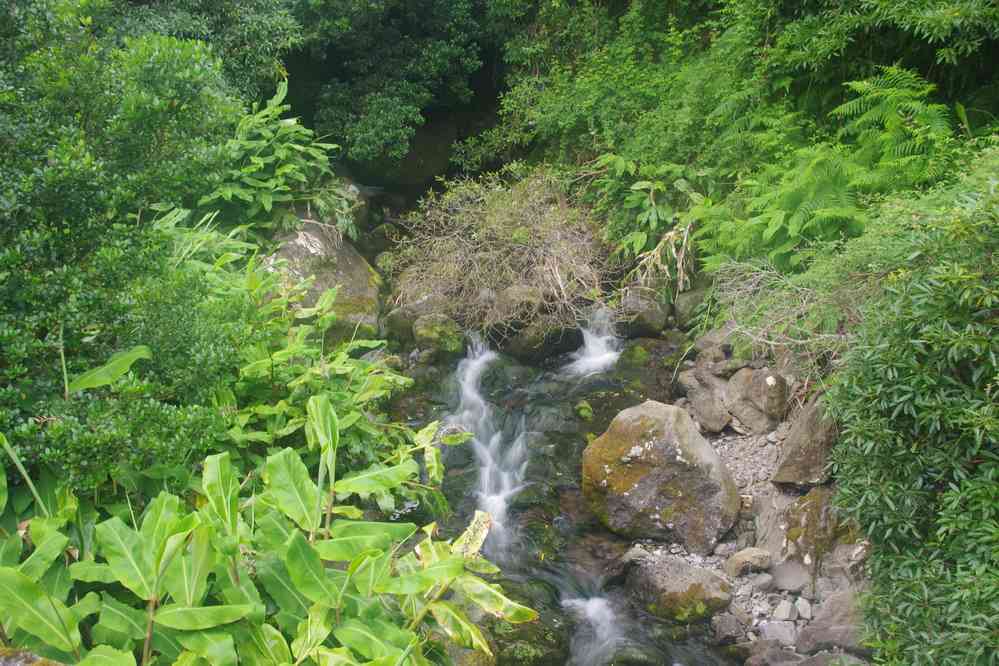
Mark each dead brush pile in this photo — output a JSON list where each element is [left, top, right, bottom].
[[391, 171, 609, 339]]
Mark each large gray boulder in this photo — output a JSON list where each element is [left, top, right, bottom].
[[626, 552, 732, 622], [772, 395, 838, 488], [677, 369, 732, 433], [797, 589, 870, 657], [724, 367, 788, 434], [581, 401, 740, 554], [269, 226, 382, 342], [617, 286, 671, 338]]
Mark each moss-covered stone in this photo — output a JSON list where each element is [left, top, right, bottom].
[[413, 313, 465, 358], [627, 552, 732, 623]]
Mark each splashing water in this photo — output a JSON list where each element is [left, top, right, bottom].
[[563, 310, 622, 377], [562, 596, 625, 666]]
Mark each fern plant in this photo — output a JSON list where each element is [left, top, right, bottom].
[[832, 66, 956, 190]]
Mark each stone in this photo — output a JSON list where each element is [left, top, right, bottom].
[[711, 612, 745, 645], [758, 620, 798, 646], [725, 368, 788, 435], [611, 337, 686, 405], [674, 286, 709, 330], [626, 552, 732, 622], [724, 547, 772, 577], [268, 226, 381, 342], [799, 652, 868, 665], [677, 369, 731, 433], [773, 599, 799, 621], [783, 487, 851, 571], [772, 560, 811, 594], [582, 401, 740, 554], [797, 590, 870, 657], [618, 285, 671, 338], [382, 293, 450, 343], [772, 395, 839, 488], [750, 573, 776, 592], [795, 597, 813, 620], [412, 313, 465, 359], [500, 320, 582, 364], [744, 641, 805, 666]]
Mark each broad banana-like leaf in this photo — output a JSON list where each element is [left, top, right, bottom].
[[263, 448, 320, 531], [349, 551, 391, 598], [314, 647, 363, 665], [77, 645, 137, 666], [239, 623, 292, 666], [429, 601, 492, 655], [286, 531, 342, 603], [424, 447, 443, 486], [202, 453, 240, 536], [154, 603, 252, 630], [0, 455, 6, 515], [313, 521, 417, 561], [374, 558, 464, 595], [306, 394, 339, 453], [69, 560, 118, 584], [453, 575, 538, 623], [0, 566, 81, 653], [18, 527, 68, 581], [412, 422, 439, 448], [68, 346, 152, 393], [94, 595, 146, 644], [70, 592, 103, 622], [177, 630, 237, 666], [214, 561, 266, 624], [333, 619, 405, 661], [334, 459, 419, 498], [95, 518, 155, 600], [163, 524, 215, 607], [451, 511, 492, 559], [0, 532, 22, 566], [291, 603, 333, 661], [140, 492, 182, 555], [255, 557, 308, 632]]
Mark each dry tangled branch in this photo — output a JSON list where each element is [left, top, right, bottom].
[[391, 171, 611, 338], [712, 260, 873, 380]]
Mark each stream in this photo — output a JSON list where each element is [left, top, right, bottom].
[[439, 316, 734, 666]]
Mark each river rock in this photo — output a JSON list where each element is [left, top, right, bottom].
[[724, 547, 772, 577], [744, 641, 805, 665], [677, 369, 731, 433], [759, 620, 798, 646], [772, 395, 838, 488], [799, 652, 868, 665], [711, 612, 745, 645], [268, 226, 381, 342], [617, 286, 671, 338], [797, 589, 869, 657], [500, 320, 582, 364], [725, 368, 788, 434], [413, 313, 464, 359], [582, 401, 740, 553], [626, 552, 732, 621], [674, 285, 709, 330]]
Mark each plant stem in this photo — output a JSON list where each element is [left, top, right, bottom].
[[59, 321, 70, 400], [142, 597, 158, 666], [0, 434, 49, 518]]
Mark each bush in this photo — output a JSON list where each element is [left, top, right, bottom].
[[824, 154, 999, 664]]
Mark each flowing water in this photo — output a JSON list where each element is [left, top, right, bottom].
[[443, 318, 731, 666]]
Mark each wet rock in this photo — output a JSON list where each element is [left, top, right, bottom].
[[744, 640, 805, 665], [723, 547, 772, 577], [413, 314, 465, 359], [711, 612, 745, 645], [725, 368, 788, 435], [383, 294, 449, 343], [626, 552, 732, 622], [500, 321, 582, 364], [759, 620, 798, 646], [268, 226, 381, 342], [677, 369, 731, 433], [582, 401, 740, 554], [618, 286, 671, 338], [799, 652, 868, 665], [797, 590, 869, 657], [772, 395, 838, 488]]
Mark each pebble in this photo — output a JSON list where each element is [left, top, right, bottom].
[[773, 599, 799, 621]]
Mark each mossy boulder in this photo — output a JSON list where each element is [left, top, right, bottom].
[[626, 552, 732, 622], [581, 401, 740, 554], [268, 226, 381, 343], [499, 321, 582, 364], [617, 285, 672, 338], [772, 394, 839, 488], [413, 313, 465, 359]]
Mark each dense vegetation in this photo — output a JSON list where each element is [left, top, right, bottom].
[[2, 0, 998, 663]]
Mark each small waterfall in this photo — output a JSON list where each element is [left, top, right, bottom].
[[562, 596, 625, 665], [563, 309, 622, 377]]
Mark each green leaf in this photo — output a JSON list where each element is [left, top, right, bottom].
[[202, 453, 239, 536], [95, 595, 146, 643], [256, 557, 309, 627], [333, 619, 404, 661], [451, 511, 492, 559], [0, 533, 23, 566], [0, 566, 81, 652], [286, 531, 342, 604], [163, 524, 215, 607], [375, 557, 464, 595], [429, 601, 492, 655], [291, 604, 333, 661], [177, 630, 237, 666], [263, 448, 320, 531], [78, 645, 137, 666], [70, 560, 118, 584], [0, 457, 6, 515], [313, 521, 417, 561], [425, 447, 443, 486], [306, 394, 340, 453], [95, 518, 155, 600], [68, 346, 152, 393], [314, 647, 363, 665], [334, 459, 419, 498], [154, 603, 252, 630], [19, 527, 68, 581], [241, 623, 292, 666], [453, 575, 538, 622]]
